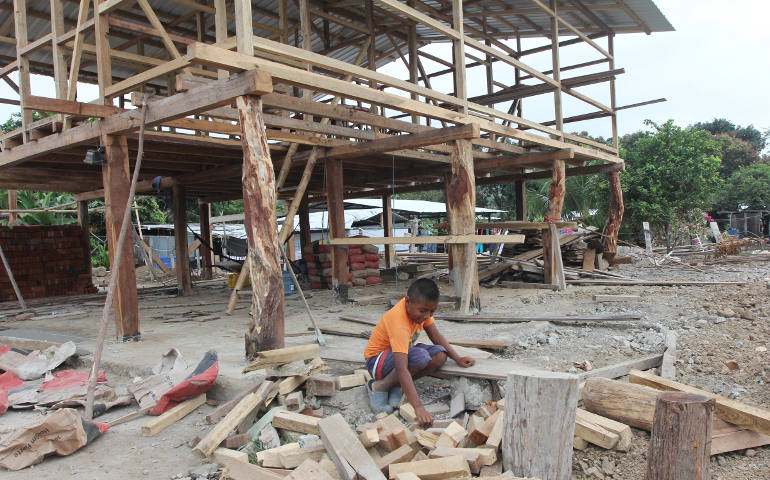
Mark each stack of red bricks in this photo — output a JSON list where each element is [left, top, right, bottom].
[[303, 239, 382, 290], [0, 226, 97, 302]]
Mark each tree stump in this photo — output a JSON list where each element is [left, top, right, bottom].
[[646, 391, 714, 480], [503, 371, 578, 480]]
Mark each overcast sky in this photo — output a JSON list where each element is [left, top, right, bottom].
[[1, 0, 767, 144]]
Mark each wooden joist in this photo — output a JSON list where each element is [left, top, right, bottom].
[[323, 234, 525, 245], [242, 345, 320, 373]]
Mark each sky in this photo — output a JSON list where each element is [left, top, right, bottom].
[[1, 0, 768, 143]]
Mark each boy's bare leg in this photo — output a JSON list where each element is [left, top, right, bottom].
[[372, 352, 447, 392], [412, 352, 447, 381]]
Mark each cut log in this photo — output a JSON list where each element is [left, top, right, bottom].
[[194, 381, 274, 458], [272, 410, 320, 435], [581, 377, 659, 430], [243, 345, 320, 373], [630, 369, 770, 436], [375, 444, 417, 474], [318, 413, 386, 480], [575, 408, 632, 452], [503, 371, 578, 480], [388, 455, 471, 480], [646, 392, 714, 480]]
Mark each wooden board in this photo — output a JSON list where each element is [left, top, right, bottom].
[[141, 393, 206, 437], [272, 410, 320, 435], [318, 413, 386, 480], [579, 354, 663, 381], [242, 344, 320, 373], [433, 313, 642, 323], [388, 455, 470, 480], [323, 234, 525, 245], [206, 381, 265, 424], [629, 370, 770, 436]]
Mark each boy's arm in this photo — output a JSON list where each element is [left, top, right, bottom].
[[424, 323, 475, 367], [394, 352, 433, 427]]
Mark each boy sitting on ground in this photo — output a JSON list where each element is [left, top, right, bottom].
[[363, 278, 475, 427]]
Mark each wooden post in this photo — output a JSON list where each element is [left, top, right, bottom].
[[382, 194, 395, 268], [77, 200, 92, 279], [199, 201, 213, 280], [503, 371, 578, 480], [214, 0, 229, 80], [646, 392, 714, 480], [642, 221, 653, 250], [233, 0, 254, 55], [101, 134, 140, 341], [325, 158, 348, 303], [445, 139, 479, 313], [451, 0, 467, 115], [608, 34, 619, 148], [514, 181, 526, 221], [542, 160, 566, 285], [549, 0, 564, 139], [601, 171, 624, 261], [237, 94, 285, 357], [173, 184, 192, 295], [12, 0, 31, 142], [92, 0, 112, 105], [298, 193, 311, 255], [7, 191, 17, 226]]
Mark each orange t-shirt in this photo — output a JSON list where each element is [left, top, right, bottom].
[[363, 298, 435, 359]]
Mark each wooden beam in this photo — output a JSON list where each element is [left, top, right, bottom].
[[326, 124, 479, 160], [198, 201, 213, 279], [324, 234, 524, 245], [382, 194, 394, 268], [238, 95, 285, 358], [141, 393, 206, 436], [326, 158, 349, 303], [12, 0, 31, 142], [0, 70, 272, 168]]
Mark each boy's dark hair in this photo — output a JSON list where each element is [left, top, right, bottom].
[[406, 278, 440, 303]]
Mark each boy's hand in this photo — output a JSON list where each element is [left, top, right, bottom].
[[415, 405, 434, 428], [456, 356, 475, 368]]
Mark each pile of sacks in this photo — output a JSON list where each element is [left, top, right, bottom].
[[303, 239, 382, 289]]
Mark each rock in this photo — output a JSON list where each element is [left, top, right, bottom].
[[450, 377, 491, 410], [297, 434, 322, 449], [93, 266, 107, 277], [717, 308, 735, 318], [745, 449, 757, 457], [601, 459, 616, 476], [756, 346, 767, 353], [584, 466, 604, 478], [725, 360, 739, 371], [188, 464, 218, 479], [741, 311, 757, 321], [716, 455, 726, 466], [259, 424, 280, 450], [713, 317, 726, 324]]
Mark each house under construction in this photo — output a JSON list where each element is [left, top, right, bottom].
[[0, 0, 673, 355]]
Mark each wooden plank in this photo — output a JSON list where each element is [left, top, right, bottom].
[[242, 345, 320, 373], [193, 381, 273, 458], [213, 447, 249, 465], [579, 354, 663, 381], [484, 410, 504, 449], [286, 459, 336, 480], [711, 428, 770, 455], [575, 408, 632, 452], [593, 295, 640, 302], [468, 410, 500, 445], [433, 313, 641, 323], [569, 280, 745, 286], [272, 410, 320, 435], [629, 370, 770, 436], [388, 455, 470, 480], [323, 234, 525, 245], [660, 330, 677, 380], [318, 413, 386, 480], [582, 248, 596, 271], [375, 444, 417, 474], [327, 124, 480, 160], [141, 393, 206, 436]]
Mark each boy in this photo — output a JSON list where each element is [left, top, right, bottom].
[[364, 278, 475, 427]]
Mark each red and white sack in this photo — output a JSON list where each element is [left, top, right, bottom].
[[365, 276, 383, 286], [361, 244, 379, 254], [365, 261, 380, 269]]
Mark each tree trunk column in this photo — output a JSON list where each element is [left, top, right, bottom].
[[542, 159, 566, 284], [101, 134, 140, 341], [646, 392, 714, 480], [382, 194, 395, 268], [237, 94, 285, 358], [601, 171, 624, 262], [198, 201, 213, 280], [173, 184, 192, 295], [445, 139, 479, 313], [325, 158, 349, 303], [503, 371, 578, 479]]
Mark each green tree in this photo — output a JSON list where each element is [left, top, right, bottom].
[[692, 118, 767, 153], [712, 134, 760, 177], [622, 120, 722, 250], [716, 162, 770, 211], [15, 191, 77, 225]]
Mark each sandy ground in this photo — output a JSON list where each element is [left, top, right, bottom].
[[0, 249, 768, 479]]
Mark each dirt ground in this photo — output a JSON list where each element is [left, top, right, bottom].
[[0, 248, 768, 479]]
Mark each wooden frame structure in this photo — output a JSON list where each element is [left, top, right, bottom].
[[0, 0, 672, 351]]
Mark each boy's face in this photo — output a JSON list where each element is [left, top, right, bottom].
[[404, 296, 438, 324]]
